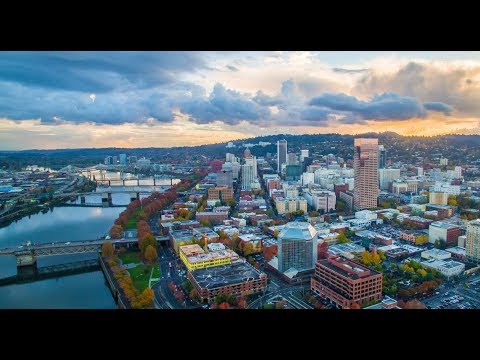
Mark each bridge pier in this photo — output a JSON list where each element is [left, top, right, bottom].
[[102, 192, 113, 207], [130, 192, 140, 202], [137, 179, 140, 186], [154, 178, 156, 186], [16, 251, 37, 268], [123, 179, 126, 186], [80, 195, 86, 204]]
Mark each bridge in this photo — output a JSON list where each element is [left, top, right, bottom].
[[0, 238, 138, 267], [93, 178, 175, 187]]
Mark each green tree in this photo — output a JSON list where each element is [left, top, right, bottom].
[[140, 234, 157, 253], [144, 244, 158, 263], [101, 241, 114, 258], [434, 239, 447, 250], [337, 232, 350, 244], [448, 195, 458, 207]]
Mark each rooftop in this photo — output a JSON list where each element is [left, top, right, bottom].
[[422, 248, 451, 256], [180, 244, 239, 264], [319, 256, 379, 280], [190, 262, 265, 289], [430, 221, 459, 229], [278, 222, 317, 241], [329, 243, 365, 255]]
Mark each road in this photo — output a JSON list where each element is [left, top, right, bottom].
[[247, 285, 312, 309]]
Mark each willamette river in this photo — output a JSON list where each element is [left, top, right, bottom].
[[0, 206, 124, 309]]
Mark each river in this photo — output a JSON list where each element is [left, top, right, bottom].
[[0, 206, 124, 309]]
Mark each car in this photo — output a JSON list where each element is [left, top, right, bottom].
[[65, 242, 71, 245]]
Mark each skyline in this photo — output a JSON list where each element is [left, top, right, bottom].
[[2, 51, 480, 150]]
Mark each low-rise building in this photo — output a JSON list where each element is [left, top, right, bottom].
[[400, 230, 429, 245], [311, 256, 383, 309], [446, 246, 466, 260], [421, 248, 452, 260], [274, 197, 307, 215], [208, 186, 234, 202], [187, 262, 268, 303], [428, 221, 460, 246], [179, 244, 239, 271], [196, 211, 229, 225], [420, 259, 465, 278]]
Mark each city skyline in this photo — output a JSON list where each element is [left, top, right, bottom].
[[2, 51, 480, 150]]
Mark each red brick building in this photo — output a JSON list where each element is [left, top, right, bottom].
[[196, 211, 229, 225], [208, 186, 234, 202], [311, 256, 382, 309], [267, 179, 282, 192], [334, 183, 349, 198], [210, 160, 223, 172]]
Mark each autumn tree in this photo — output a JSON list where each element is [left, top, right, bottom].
[[276, 300, 287, 309], [317, 241, 329, 260], [109, 224, 124, 239], [447, 195, 458, 207], [144, 244, 158, 263], [337, 232, 350, 244], [134, 288, 155, 309], [139, 234, 157, 253], [101, 241, 115, 258], [243, 242, 254, 256], [350, 302, 361, 309], [273, 229, 279, 238]]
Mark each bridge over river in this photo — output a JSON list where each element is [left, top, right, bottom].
[[0, 238, 138, 267]]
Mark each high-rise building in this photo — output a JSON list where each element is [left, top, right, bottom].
[[241, 163, 254, 190], [277, 222, 318, 273], [226, 153, 236, 163], [128, 156, 137, 164], [287, 153, 298, 165], [440, 157, 449, 166], [300, 149, 309, 162], [245, 156, 257, 178], [378, 168, 400, 190], [378, 145, 386, 169], [285, 165, 302, 181], [217, 169, 233, 187], [302, 156, 313, 172], [353, 138, 379, 210], [277, 139, 287, 174], [104, 156, 113, 165], [119, 153, 127, 166], [417, 167, 424, 176], [311, 256, 383, 309], [112, 156, 118, 164], [466, 219, 480, 261]]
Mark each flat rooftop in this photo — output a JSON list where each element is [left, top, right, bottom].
[[319, 257, 379, 280], [430, 221, 459, 229], [180, 244, 239, 264], [329, 243, 365, 255], [422, 248, 451, 256], [190, 262, 264, 289]]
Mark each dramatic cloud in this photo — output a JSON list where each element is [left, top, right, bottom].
[[0, 51, 205, 93], [309, 92, 439, 121], [178, 83, 270, 125], [423, 101, 454, 114]]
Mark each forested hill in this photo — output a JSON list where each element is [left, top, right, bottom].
[[1, 132, 480, 170]]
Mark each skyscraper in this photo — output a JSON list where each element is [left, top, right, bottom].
[[466, 219, 480, 261], [119, 153, 127, 166], [277, 222, 318, 273], [353, 138, 379, 210], [378, 145, 386, 169], [300, 149, 309, 162], [277, 139, 287, 174], [287, 153, 298, 165], [217, 169, 233, 187], [241, 163, 254, 190]]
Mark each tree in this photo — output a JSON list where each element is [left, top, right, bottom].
[[134, 288, 155, 309], [189, 288, 199, 300], [243, 242, 254, 256], [109, 224, 124, 239], [200, 219, 212, 228], [371, 249, 381, 265], [139, 233, 157, 253], [144, 245, 158, 263], [276, 300, 287, 309], [273, 229, 279, 238], [337, 232, 350, 244], [266, 209, 274, 218], [336, 199, 347, 212], [434, 239, 447, 250], [101, 241, 114, 258], [350, 302, 361, 309], [317, 241, 329, 260], [447, 195, 458, 207], [361, 250, 372, 266]]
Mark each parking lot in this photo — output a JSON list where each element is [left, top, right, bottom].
[[423, 281, 480, 309]]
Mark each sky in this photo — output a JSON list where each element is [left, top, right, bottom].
[[2, 51, 480, 150]]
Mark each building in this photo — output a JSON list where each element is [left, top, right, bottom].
[[353, 138, 379, 210], [208, 186, 234, 203], [429, 191, 448, 205], [217, 169, 233, 187], [392, 181, 408, 194], [400, 230, 429, 245], [378, 145, 386, 169], [311, 256, 382, 309], [420, 259, 464, 278], [302, 156, 313, 172], [287, 153, 298, 165], [128, 156, 137, 164], [241, 163, 254, 190], [429, 221, 460, 245], [277, 139, 287, 174], [137, 158, 151, 168], [458, 235, 466, 248], [226, 153, 236, 163], [440, 157, 448, 166], [169, 227, 218, 254], [301, 172, 315, 186], [274, 197, 307, 215], [104, 156, 113, 165], [378, 168, 400, 190], [303, 190, 336, 213], [187, 262, 268, 303], [421, 248, 452, 260], [119, 153, 127, 166], [339, 190, 354, 211], [334, 183, 349, 198], [277, 222, 318, 273], [285, 164, 302, 181], [179, 244, 239, 271], [433, 182, 460, 195], [466, 219, 480, 261], [300, 149, 309, 162], [196, 211, 229, 225]]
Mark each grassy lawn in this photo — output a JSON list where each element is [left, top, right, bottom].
[[127, 264, 151, 292], [118, 250, 141, 265], [125, 209, 143, 229], [152, 264, 161, 278]]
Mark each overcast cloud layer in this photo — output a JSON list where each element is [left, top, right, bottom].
[[1, 51, 480, 149]]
